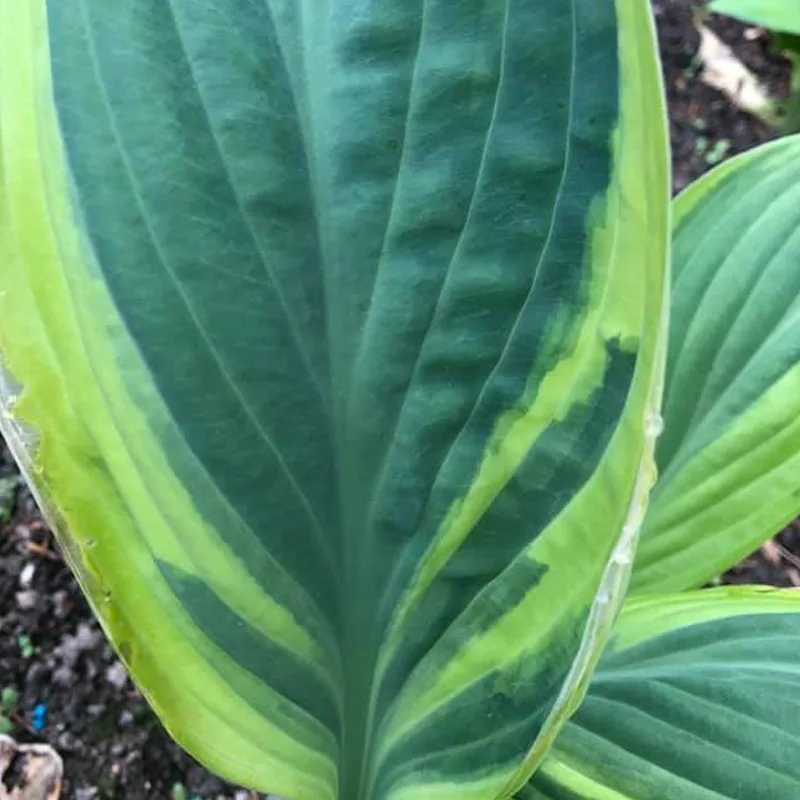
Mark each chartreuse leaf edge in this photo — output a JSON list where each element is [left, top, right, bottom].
[[526, 587, 800, 799], [0, 1, 668, 799]]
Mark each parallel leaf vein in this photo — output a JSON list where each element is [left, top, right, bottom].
[[76, 0, 337, 573]]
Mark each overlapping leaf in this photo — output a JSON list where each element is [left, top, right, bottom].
[[634, 136, 800, 593], [524, 588, 800, 799], [710, 0, 800, 34]]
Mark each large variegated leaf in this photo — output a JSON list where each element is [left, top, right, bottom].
[[523, 588, 800, 799], [633, 136, 800, 593], [0, 1, 668, 798]]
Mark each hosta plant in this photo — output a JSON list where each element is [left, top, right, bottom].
[[1, 1, 799, 798]]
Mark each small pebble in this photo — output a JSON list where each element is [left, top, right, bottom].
[[117, 710, 134, 729], [188, 764, 224, 795], [57, 731, 78, 752], [14, 523, 31, 541], [19, 562, 36, 588], [105, 661, 128, 690], [58, 623, 101, 669], [15, 590, 38, 610], [52, 590, 71, 618], [52, 666, 75, 687], [74, 623, 100, 651]]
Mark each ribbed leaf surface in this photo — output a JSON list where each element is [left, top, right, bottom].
[[525, 588, 800, 799], [634, 136, 800, 593], [0, 1, 668, 797]]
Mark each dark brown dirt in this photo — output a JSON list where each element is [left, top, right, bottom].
[[725, 523, 800, 588], [655, 0, 791, 193], [0, 447, 259, 800], [0, 3, 797, 799]]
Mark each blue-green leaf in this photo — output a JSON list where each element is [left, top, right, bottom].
[[634, 136, 800, 593], [710, 0, 800, 35], [524, 588, 800, 799], [0, 1, 669, 797]]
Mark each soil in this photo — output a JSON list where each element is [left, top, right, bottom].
[[0, 2, 797, 798], [0, 445, 259, 800], [656, 0, 791, 192]]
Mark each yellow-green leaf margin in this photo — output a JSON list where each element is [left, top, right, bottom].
[[0, 1, 669, 797]]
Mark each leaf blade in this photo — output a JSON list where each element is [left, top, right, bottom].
[[710, 0, 800, 35], [524, 588, 800, 799], [634, 136, 800, 593], [0, 0, 668, 797]]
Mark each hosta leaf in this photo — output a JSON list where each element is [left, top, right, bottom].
[[710, 0, 800, 35], [522, 588, 800, 800], [0, 1, 668, 798], [633, 136, 800, 593]]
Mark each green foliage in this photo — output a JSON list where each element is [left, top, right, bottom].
[[526, 589, 800, 798], [0, 0, 669, 796], [520, 131, 800, 797], [710, 0, 800, 34], [634, 136, 800, 593], [0, 687, 18, 712], [171, 783, 188, 800], [0, 1, 799, 800], [0, 687, 15, 737], [17, 635, 35, 660], [520, 129, 800, 799]]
